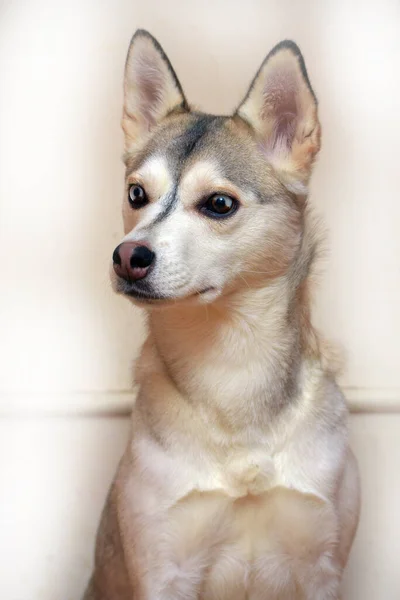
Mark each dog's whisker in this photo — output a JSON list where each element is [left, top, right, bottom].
[[239, 274, 251, 289], [203, 303, 209, 325], [242, 270, 273, 275]]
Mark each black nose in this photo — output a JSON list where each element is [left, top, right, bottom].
[[112, 242, 155, 282], [130, 245, 155, 269]]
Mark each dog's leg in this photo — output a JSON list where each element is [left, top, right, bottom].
[[336, 450, 361, 567], [82, 483, 133, 600]]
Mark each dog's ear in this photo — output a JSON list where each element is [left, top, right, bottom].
[[236, 41, 320, 195], [122, 30, 188, 149]]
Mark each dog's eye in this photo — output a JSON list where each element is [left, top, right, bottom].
[[201, 194, 238, 218], [128, 184, 148, 209]]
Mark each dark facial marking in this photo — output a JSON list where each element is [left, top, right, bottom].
[[152, 184, 178, 225], [173, 113, 221, 162], [149, 114, 226, 225]]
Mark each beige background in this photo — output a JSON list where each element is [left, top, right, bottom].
[[0, 0, 399, 598]]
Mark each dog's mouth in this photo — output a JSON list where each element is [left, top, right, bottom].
[[118, 280, 215, 305]]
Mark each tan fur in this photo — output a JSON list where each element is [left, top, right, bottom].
[[83, 31, 360, 600]]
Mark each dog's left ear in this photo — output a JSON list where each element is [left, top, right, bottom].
[[236, 41, 320, 195], [122, 30, 189, 149]]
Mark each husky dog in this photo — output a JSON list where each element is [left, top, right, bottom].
[[83, 30, 360, 600]]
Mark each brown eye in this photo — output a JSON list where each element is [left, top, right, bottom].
[[202, 194, 238, 218], [128, 184, 148, 209]]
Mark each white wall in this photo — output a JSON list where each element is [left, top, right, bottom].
[[0, 1, 399, 598]]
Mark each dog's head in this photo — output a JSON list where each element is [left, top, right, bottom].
[[111, 30, 320, 306]]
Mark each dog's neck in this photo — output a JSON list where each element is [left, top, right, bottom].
[[146, 275, 310, 428]]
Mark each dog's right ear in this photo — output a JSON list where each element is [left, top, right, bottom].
[[122, 30, 188, 150]]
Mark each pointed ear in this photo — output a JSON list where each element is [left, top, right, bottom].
[[122, 30, 188, 149], [236, 41, 320, 195]]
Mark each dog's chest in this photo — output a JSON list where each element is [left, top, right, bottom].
[[129, 415, 337, 598], [220, 448, 277, 497], [161, 474, 335, 600]]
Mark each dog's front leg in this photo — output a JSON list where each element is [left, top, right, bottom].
[[117, 471, 231, 600], [82, 481, 133, 600]]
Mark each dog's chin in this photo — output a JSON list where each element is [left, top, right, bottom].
[[115, 279, 221, 307]]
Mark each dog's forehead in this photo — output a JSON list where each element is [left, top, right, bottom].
[[126, 112, 284, 201]]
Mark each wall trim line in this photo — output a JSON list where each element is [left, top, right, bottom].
[[1, 387, 400, 417]]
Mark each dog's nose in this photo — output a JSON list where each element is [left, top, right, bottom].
[[112, 242, 155, 282]]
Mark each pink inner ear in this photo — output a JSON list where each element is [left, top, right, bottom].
[[135, 51, 166, 128], [262, 67, 299, 152]]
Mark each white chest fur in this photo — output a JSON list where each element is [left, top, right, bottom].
[[122, 427, 341, 600]]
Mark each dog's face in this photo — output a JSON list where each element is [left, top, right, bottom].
[[111, 31, 320, 306]]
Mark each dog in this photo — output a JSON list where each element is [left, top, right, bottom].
[[83, 30, 360, 599]]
